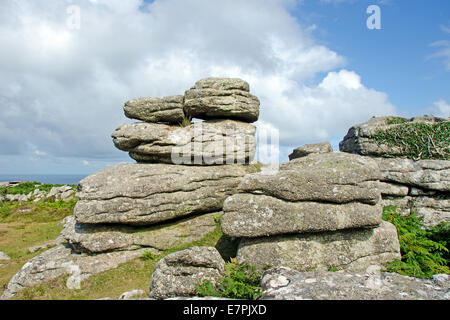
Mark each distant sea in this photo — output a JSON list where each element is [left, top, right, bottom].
[[0, 174, 88, 185]]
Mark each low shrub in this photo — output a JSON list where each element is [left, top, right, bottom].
[[382, 206, 449, 278], [196, 258, 263, 300], [372, 121, 449, 160]]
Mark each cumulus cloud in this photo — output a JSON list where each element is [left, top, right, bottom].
[[429, 40, 450, 71], [0, 0, 397, 169], [422, 99, 450, 118]]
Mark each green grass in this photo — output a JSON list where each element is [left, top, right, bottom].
[[382, 206, 450, 278], [0, 182, 76, 197], [372, 121, 450, 160], [0, 199, 76, 223], [385, 117, 408, 125], [6, 213, 233, 300]]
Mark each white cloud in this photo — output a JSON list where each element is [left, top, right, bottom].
[[429, 40, 450, 71], [0, 0, 397, 167], [422, 100, 450, 118]]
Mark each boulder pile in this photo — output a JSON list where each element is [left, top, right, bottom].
[[340, 116, 450, 227], [1, 77, 260, 299], [221, 149, 401, 272]]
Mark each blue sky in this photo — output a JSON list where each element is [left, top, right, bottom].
[[0, 0, 448, 175], [292, 0, 450, 114]]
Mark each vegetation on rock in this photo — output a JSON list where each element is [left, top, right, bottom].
[[382, 206, 450, 278], [196, 258, 264, 300], [372, 121, 450, 160]]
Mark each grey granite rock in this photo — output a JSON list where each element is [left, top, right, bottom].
[[239, 153, 382, 205], [184, 78, 260, 123], [236, 221, 401, 272], [339, 116, 449, 158], [222, 194, 382, 237], [112, 120, 256, 165], [74, 163, 257, 225], [260, 267, 449, 300], [124, 95, 185, 124], [150, 246, 225, 299], [288, 142, 333, 160], [61, 213, 219, 253]]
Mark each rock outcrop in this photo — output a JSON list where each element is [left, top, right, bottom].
[[2, 77, 261, 299], [221, 152, 401, 272], [184, 78, 260, 123], [74, 163, 256, 225], [237, 221, 400, 271], [288, 142, 333, 160], [339, 116, 449, 158], [260, 267, 449, 300], [340, 116, 450, 227], [149, 246, 225, 299]]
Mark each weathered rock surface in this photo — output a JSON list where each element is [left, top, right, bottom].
[[339, 116, 449, 158], [0, 252, 11, 260], [112, 120, 256, 165], [150, 246, 225, 299], [124, 96, 185, 124], [1, 244, 145, 299], [222, 194, 382, 237], [261, 267, 450, 300], [239, 153, 382, 205], [236, 221, 400, 272], [288, 142, 333, 160], [61, 213, 219, 253], [119, 289, 147, 300], [184, 78, 260, 123], [74, 163, 257, 225], [375, 157, 450, 192]]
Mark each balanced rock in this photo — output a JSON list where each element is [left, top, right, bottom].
[[222, 194, 382, 237], [74, 163, 257, 225], [238, 153, 382, 205], [288, 142, 333, 160], [260, 267, 449, 300], [339, 116, 449, 158], [112, 120, 256, 165], [150, 246, 225, 299], [236, 221, 401, 272], [124, 95, 185, 124], [61, 213, 219, 253], [184, 78, 260, 123]]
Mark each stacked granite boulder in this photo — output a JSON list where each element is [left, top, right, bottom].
[[221, 148, 401, 272], [1, 78, 261, 299], [340, 116, 450, 227]]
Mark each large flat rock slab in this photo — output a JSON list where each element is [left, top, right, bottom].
[[61, 213, 219, 253], [74, 163, 257, 225], [376, 157, 450, 192], [112, 120, 256, 165], [124, 95, 185, 124], [239, 153, 382, 205], [260, 267, 449, 300], [222, 194, 382, 237], [236, 221, 400, 272], [184, 78, 260, 123]]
